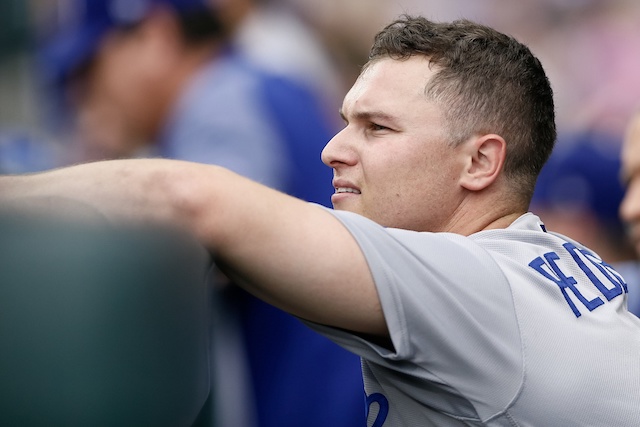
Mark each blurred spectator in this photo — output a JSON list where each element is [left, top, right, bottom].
[[37, 0, 364, 426], [214, 0, 345, 118], [532, 130, 640, 315], [619, 109, 640, 316]]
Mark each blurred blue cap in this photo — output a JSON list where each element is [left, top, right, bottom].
[[39, 0, 210, 86], [532, 131, 624, 224]]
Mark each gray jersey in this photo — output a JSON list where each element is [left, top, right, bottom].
[[305, 211, 640, 426]]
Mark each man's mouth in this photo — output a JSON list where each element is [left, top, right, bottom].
[[335, 187, 361, 194]]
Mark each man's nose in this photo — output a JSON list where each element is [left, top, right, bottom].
[[321, 127, 356, 168]]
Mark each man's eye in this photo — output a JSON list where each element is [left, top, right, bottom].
[[369, 123, 388, 131]]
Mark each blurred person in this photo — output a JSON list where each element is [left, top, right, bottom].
[[190, 3, 368, 424], [38, 0, 364, 426], [531, 130, 640, 315], [619, 109, 640, 315], [212, 0, 345, 117]]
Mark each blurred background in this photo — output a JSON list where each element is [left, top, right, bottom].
[[2, 0, 640, 171], [2, 1, 640, 425]]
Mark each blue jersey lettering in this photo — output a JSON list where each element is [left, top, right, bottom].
[[529, 251, 604, 317], [366, 393, 389, 427], [563, 242, 628, 300]]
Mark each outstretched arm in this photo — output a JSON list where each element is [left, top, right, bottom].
[[0, 159, 387, 337]]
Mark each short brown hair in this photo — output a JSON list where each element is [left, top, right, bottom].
[[367, 16, 556, 198]]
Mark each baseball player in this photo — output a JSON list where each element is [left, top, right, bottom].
[[2, 16, 639, 426], [620, 109, 640, 315]]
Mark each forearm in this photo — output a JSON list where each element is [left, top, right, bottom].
[[1, 157, 388, 335], [0, 159, 209, 232]]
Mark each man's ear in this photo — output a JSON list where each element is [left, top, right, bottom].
[[459, 134, 506, 191]]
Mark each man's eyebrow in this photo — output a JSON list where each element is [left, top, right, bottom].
[[339, 109, 399, 124]]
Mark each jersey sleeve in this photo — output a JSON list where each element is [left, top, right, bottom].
[[303, 208, 525, 412]]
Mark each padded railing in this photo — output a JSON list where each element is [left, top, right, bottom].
[[0, 210, 213, 427]]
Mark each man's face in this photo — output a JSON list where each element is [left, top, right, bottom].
[[620, 113, 640, 254], [321, 56, 466, 232], [69, 25, 170, 159]]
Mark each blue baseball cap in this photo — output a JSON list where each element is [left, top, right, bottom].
[[38, 0, 210, 86], [532, 131, 625, 225]]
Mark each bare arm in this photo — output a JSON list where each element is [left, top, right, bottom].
[[0, 159, 387, 337]]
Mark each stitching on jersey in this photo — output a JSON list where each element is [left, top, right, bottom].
[[447, 235, 527, 424], [383, 250, 410, 356], [418, 244, 526, 424], [482, 251, 527, 424], [333, 209, 410, 355], [504, 410, 521, 427]]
